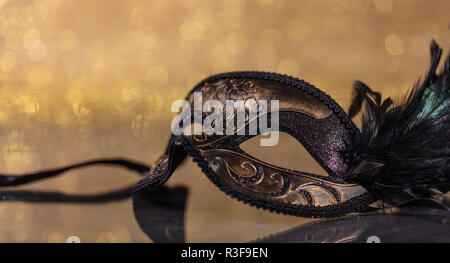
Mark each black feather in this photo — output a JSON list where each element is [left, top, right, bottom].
[[347, 40, 450, 205]]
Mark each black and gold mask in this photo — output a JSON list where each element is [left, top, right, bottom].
[[0, 41, 448, 218]]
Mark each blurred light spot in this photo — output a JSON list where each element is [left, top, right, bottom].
[[58, 30, 78, 50], [56, 110, 71, 125], [211, 47, 233, 71], [410, 35, 428, 56], [60, 0, 74, 10], [66, 87, 83, 104], [96, 232, 119, 243], [385, 56, 400, 73], [258, 28, 283, 53], [218, 9, 242, 30], [146, 93, 165, 115], [259, 0, 275, 5], [179, 20, 205, 41], [226, 31, 248, 54], [130, 7, 144, 26], [5, 31, 21, 49], [0, 0, 7, 8], [119, 85, 139, 102], [72, 103, 90, 117], [27, 40, 47, 62], [421, 22, 440, 38], [193, 9, 215, 29], [146, 65, 168, 87], [147, 0, 170, 23], [0, 111, 8, 125], [14, 203, 26, 223], [286, 19, 310, 42], [27, 67, 53, 87], [327, 0, 349, 14], [323, 15, 344, 35], [129, 29, 159, 53], [131, 114, 152, 139], [47, 231, 66, 243], [186, 72, 206, 89], [96, 226, 130, 242], [23, 28, 40, 49], [166, 85, 185, 102], [22, 96, 39, 114], [13, 95, 39, 114], [212, 55, 233, 73], [277, 57, 300, 77], [3, 151, 41, 173], [323, 52, 340, 68], [179, 0, 199, 8], [410, 22, 439, 57], [0, 205, 7, 216], [347, 0, 370, 12], [90, 62, 108, 83], [0, 51, 16, 72], [374, 0, 393, 14], [385, 33, 404, 56]]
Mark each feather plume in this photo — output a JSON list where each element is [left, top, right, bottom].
[[347, 40, 449, 205]]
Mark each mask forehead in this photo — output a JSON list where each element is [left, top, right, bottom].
[[187, 78, 333, 119], [185, 72, 358, 178]]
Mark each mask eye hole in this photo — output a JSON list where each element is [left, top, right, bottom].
[[239, 132, 328, 176]]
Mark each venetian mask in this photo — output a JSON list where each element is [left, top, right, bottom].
[[0, 41, 448, 218]]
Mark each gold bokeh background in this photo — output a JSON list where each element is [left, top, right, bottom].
[[0, 0, 448, 242]]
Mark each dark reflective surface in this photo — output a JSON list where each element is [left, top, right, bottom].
[[255, 207, 450, 243], [1, 183, 449, 243], [0, 187, 132, 203], [0, 184, 187, 242], [132, 190, 450, 243], [132, 186, 188, 243]]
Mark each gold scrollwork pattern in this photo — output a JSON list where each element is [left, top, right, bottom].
[[204, 149, 368, 207], [209, 156, 291, 196], [226, 160, 264, 185]]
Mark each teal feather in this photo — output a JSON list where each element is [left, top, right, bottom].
[[411, 79, 450, 129], [347, 40, 450, 205]]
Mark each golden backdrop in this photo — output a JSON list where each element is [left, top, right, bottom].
[[0, 0, 448, 242]]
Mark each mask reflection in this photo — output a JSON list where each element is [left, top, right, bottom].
[[0, 185, 448, 243]]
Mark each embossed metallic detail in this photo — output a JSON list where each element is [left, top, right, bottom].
[[188, 78, 332, 119], [192, 133, 208, 143], [186, 78, 333, 146], [225, 160, 264, 185], [210, 156, 292, 196], [268, 173, 292, 196], [201, 148, 367, 207], [149, 155, 169, 178], [293, 183, 340, 207], [188, 78, 257, 106], [297, 182, 341, 203], [296, 189, 313, 205], [332, 184, 367, 201], [287, 190, 310, 205], [203, 149, 335, 184]]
